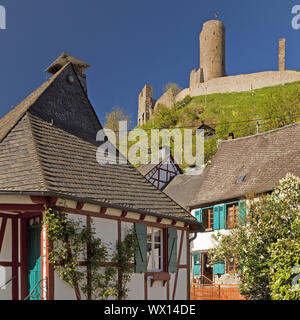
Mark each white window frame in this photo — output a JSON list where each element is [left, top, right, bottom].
[[146, 227, 163, 272]]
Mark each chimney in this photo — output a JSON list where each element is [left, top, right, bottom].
[[46, 52, 90, 94], [278, 38, 286, 71], [228, 133, 234, 140]]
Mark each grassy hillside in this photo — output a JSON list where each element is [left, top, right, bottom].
[[135, 81, 300, 169]]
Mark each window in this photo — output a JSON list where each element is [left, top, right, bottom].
[[226, 204, 239, 229], [226, 259, 238, 274], [202, 208, 214, 231], [147, 227, 163, 272]]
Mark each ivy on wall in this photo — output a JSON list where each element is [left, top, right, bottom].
[[43, 208, 138, 300]]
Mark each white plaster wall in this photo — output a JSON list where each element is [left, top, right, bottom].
[[92, 217, 117, 257], [192, 229, 230, 252], [50, 215, 188, 300], [0, 267, 12, 300], [54, 270, 76, 300], [127, 273, 144, 300], [173, 269, 187, 300], [147, 278, 167, 300], [0, 218, 11, 262]]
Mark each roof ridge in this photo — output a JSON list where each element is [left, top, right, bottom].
[[222, 121, 300, 144], [0, 62, 71, 144]]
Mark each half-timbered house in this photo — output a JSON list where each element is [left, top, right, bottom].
[[164, 123, 300, 287], [138, 148, 182, 190], [0, 53, 201, 300]]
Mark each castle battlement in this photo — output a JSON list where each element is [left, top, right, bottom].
[[137, 20, 297, 126]]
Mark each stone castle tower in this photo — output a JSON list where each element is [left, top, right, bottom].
[[190, 20, 226, 87], [137, 19, 299, 126], [200, 20, 226, 81]]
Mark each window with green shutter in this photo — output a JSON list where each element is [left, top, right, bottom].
[[213, 205, 220, 230], [167, 228, 178, 273], [219, 204, 226, 229], [134, 223, 147, 273], [194, 209, 203, 223], [213, 261, 225, 275], [238, 200, 246, 226]]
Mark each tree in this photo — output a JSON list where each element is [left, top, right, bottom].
[[162, 82, 182, 106], [209, 174, 300, 300], [104, 106, 131, 148]]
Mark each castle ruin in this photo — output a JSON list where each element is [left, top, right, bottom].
[[138, 19, 300, 126]]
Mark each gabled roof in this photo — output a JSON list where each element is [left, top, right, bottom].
[[138, 153, 183, 177], [163, 174, 204, 209], [0, 57, 199, 227], [187, 122, 300, 208]]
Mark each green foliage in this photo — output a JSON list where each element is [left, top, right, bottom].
[[208, 174, 300, 300], [104, 106, 131, 132], [153, 104, 179, 128], [137, 82, 300, 168], [268, 239, 300, 300], [112, 230, 138, 299], [44, 208, 138, 300]]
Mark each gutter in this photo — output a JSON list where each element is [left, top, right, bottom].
[[0, 190, 201, 229]]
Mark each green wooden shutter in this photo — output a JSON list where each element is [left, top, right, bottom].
[[193, 253, 200, 276], [219, 204, 226, 229], [134, 223, 147, 273], [213, 261, 225, 275], [168, 228, 178, 273], [194, 209, 203, 223], [218, 261, 225, 274], [213, 205, 220, 230], [239, 201, 246, 226]]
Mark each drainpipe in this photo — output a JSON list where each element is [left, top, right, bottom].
[[189, 232, 198, 243]]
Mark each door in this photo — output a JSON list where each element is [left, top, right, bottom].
[[201, 252, 213, 284], [27, 220, 41, 300]]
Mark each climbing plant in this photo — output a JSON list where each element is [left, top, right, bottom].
[[112, 230, 138, 300], [43, 208, 138, 300]]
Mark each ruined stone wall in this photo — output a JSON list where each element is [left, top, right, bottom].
[[137, 85, 156, 126], [279, 39, 286, 71], [190, 68, 204, 89], [176, 70, 300, 102], [153, 87, 177, 110]]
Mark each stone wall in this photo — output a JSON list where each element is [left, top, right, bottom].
[[190, 68, 204, 89], [176, 70, 300, 102], [138, 85, 156, 126], [279, 39, 286, 71], [154, 87, 177, 109]]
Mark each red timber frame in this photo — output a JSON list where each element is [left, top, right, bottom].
[[145, 156, 182, 190], [0, 197, 192, 300]]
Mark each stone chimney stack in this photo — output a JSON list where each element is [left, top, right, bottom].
[[46, 52, 90, 94], [278, 39, 286, 71]]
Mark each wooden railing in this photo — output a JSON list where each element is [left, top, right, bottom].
[[191, 283, 245, 300]]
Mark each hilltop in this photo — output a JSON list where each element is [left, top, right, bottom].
[[136, 81, 300, 169]]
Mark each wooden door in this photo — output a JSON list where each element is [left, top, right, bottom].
[[27, 223, 41, 300]]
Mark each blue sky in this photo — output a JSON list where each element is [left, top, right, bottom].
[[0, 0, 299, 127]]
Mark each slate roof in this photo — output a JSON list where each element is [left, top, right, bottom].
[[179, 123, 300, 208], [137, 163, 157, 176], [163, 174, 204, 209], [0, 57, 199, 228]]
